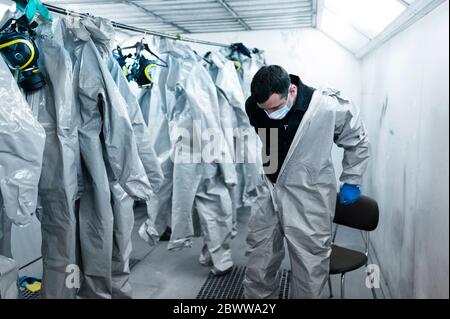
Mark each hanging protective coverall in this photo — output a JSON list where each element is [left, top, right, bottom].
[[220, 45, 266, 100], [204, 52, 263, 211], [0, 255, 18, 299], [138, 80, 174, 243], [84, 16, 163, 299], [93, 24, 164, 298], [0, 52, 44, 300], [23, 18, 81, 299], [203, 52, 264, 253], [202, 52, 239, 240], [0, 55, 45, 257], [240, 50, 266, 100], [108, 55, 163, 298], [243, 88, 370, 299], [107, 55, 164, 192], [139, 38, 236, 274], [63, 16, 153, 298]]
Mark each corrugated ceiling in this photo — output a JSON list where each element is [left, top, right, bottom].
[[43, 0, 316, 34], [2, 0, 439, 57]]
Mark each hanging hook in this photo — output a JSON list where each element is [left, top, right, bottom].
[[65, 8, 71, 18], [65, 8, 73, 25]]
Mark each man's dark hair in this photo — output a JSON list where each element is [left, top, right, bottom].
[[250, 65, 291, 104]]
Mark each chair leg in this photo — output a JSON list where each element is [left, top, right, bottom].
[[366, 262, 378, 299], [328, 277, 333, 298], [340, 273, 346, 299]]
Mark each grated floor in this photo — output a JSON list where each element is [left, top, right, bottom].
[[196, 266, 290, 299], [20, 288, 41, 299]]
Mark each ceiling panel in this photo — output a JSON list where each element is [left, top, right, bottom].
[[43, 0, 315, 34]]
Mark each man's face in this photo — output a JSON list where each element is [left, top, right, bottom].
[[257, 85, 297, 114]]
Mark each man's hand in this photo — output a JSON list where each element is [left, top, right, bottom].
[[339, 183, 361, 205]]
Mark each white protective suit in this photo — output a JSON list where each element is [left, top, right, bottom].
[[203, 52, 263, 234], [220, 46, 266, 100], [84, 17, 164, 299], [138, 85, 174, 242], [0, 55, 45, 299], [0, 255, 18, 299], [0, 50, 45, 245], [63, 17, 153, 298], [24, 18, 81, 299], [243, 88, 370, 299], [108, 55, 164, 298], [139, 39, 236, 274]]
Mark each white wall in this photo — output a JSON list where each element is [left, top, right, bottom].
[[186, 28, 362, 106], [360, 1, 449, 298]]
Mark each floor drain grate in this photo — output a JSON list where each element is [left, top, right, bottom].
[[279, 269, 290, 299], [196, 266, 290, 299], [20, 289, 41, 299]]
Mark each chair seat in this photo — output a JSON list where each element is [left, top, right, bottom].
[[330, 245, 368, 275]]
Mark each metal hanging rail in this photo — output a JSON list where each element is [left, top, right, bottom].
[[44, 3, 230, 48]]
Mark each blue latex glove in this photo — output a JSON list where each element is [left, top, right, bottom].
[[339, 183, 361, 205]]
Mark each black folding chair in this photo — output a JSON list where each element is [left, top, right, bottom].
[[328, 195, 380, 299]]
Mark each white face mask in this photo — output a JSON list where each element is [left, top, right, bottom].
[[264, 96, 292, 120], [265, 105, 290, 120]]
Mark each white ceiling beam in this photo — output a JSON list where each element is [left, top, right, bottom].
[[250, 24, 312, 31], [397, 0, 411, 7], [221, 2, 311, 10], [171, 15, 311, 24], [215, 0, 251, 30], [312, 0, 318, 27]]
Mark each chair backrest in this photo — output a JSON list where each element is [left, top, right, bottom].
[[334, 195, 379, 231]]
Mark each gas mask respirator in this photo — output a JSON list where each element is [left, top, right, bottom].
[[113, 40, 166, 89], [132, 56, 157, 88], [0, 16, 45, 92]]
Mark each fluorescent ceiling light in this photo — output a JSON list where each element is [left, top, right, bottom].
[[324, 0, 407, 39], [320, 7, 370, 53]]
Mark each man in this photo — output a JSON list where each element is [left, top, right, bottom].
[[243, 65, 369, 299]]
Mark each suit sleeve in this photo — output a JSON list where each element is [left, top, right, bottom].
[[333, 95, 370, 185]]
